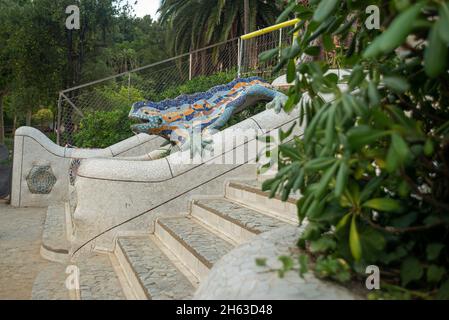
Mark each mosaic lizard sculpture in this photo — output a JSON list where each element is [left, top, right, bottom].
[[129, 77, 287, 151]]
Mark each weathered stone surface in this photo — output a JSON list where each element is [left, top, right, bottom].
[[0, 203, 50, 299], [77, 253, 126, 300], [118, 237, 194, 300], [195, 199, 289, 234], [158, 216, 234, 268], [31, 264, 73, 300], [11, 126, 162, 208], [41, 203, 70, 256], [194, 226, 361, 300]]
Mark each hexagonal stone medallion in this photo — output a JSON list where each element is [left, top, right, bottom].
[[26, 165, 57, 194]]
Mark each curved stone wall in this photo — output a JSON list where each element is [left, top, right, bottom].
[[11, 127, 164, 207]]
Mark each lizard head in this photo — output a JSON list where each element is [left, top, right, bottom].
[[129, 102, 165, 134]]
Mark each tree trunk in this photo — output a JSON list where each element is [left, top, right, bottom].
[[26, 110, 32, 127], [0, 93, 4, 145], [244, 0, 250, 35], [12, 113, 17, 137]]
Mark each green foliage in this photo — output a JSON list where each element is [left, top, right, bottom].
[[32, 108, 54, 127], [262, 0, 449, 299], [73, 104, 134, 149], [0, 0, 170, 135], [159, 0, 283, 55], [153, 71, 237, 101], [72, 85, 143, 148]]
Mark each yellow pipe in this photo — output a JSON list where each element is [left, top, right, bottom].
[[240, 18, 300, 40]]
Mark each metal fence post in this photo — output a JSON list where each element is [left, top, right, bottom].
[[278, 28, 283, 64], [189, 53, 193, 81], [237, 38, 243, 78], [128, 72, 132, 101], [56, 93, 62, 146]]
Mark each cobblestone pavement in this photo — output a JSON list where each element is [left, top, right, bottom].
[[0, 202, 50, 299]]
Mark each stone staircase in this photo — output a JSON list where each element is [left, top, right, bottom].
[[33, 178, 299, 300]]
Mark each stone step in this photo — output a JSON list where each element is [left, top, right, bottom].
[[155, 216, 234, 282], [226, 180, 300, 224], [192, 198, 291, 244], [115, 236, 196, 300], [77, 253, 126, 300], [31, 264, 76, 300], [40, 203, 70, 263]]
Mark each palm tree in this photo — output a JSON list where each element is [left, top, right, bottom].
[[159, 0, 283, 55]]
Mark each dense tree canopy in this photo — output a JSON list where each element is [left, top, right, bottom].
[[159, 0, 285, 55], [0, 0, 170, 143]]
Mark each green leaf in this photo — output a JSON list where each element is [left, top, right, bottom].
[[363, 198, 402, 212], [315, 161, 339, 198], [383, 76, 410, 93], [304, 157, 336, 171], [280, 121, 297, 142], [347, 125, 389, 150], [279, 144, 301, 161], [348, 65, 365, 90], [368, 82, 381, 106], [363, 3, 424, 58], [287, 59, 296, 83], [269, 179, 282, 198], [259, 48, 279, 62], [349, 215, 362, 261], [424, 139, 434, 156], [302, 221, 324, 240], [360, 228, 386, 262], [335, 161, 349, 198], [304, 46, 321, 56], [336, 212, 351, 232], [427, 243, 445, 261], [360, 176, 385, 203], [324, 73, 339, 87], [400, 257, 424, 286], [313, 0, 339, 23], [305, 199, 323, 219], [310, 236, 337, 253], [386, 133, 411, 172], [292, 169, 305, 193], [424, 20, 448, 78], [427, 265, 445, 283], [439, 3, 449, 45], [261, 178, 276, 192], [390, 211, 417, 228], [298, 255, 309, 278], [322, 33, 335, 51], [324, 105, 336, 148]]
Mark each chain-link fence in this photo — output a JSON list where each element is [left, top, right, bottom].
[[57, 24, 295, 146], [239, 25, 294, 79]]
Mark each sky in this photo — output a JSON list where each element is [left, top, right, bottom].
[[132, 0, 161, 18]]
